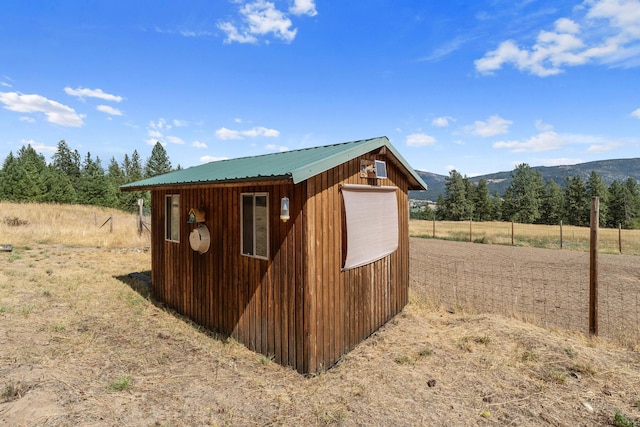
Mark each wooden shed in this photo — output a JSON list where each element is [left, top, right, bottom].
[[122, 136, 427, 373]]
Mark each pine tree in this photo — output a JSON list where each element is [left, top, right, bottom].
[[586, 171, 609, 226], [120, 150, 149, 212], [489, 192, 502, 221], [441, 170, 473, 220], [502, 164, 545, 223], [8, 145, 48, 201], [540, 179, 565, 225], [0, 152, 20, 201], [564, 176, 589, 226], [51, 140, 81, 186], [40, 166, 77, 204], [107, 156, 127, 210], [145, 142, 172, 178], [624, 178, 640, 228], [472, 178, 492, 221], [607, 180, 628, 228], [435, 193, 446, 220], [78, 153, 115, 207]]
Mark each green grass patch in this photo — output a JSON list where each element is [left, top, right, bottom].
[[108, 376, 132, 392]]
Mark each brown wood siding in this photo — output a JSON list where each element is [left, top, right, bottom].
[[303, 153, 410, 373], [150, 183, 306, 370], [149, 151, 410, 374]]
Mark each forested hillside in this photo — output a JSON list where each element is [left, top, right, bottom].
[[411, 163, 640, 229], [412, 158, 640, 201], [0, 140, 174, 212]]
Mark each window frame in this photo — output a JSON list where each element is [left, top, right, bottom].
[[240, 192, 269, 260], [165, 194, 180, 243]]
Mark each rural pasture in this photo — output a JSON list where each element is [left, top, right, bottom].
[[1, 202, 639, 426]]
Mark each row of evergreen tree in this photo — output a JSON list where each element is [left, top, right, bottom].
[[415, 164, 640, 229], [0, 140, 174, 212]]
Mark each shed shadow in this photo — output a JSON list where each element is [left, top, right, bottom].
[[113, 271, 232, 343], [114, 271, 153, 300]]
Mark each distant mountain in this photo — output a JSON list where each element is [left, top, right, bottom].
[[410, 158, 640, 201]]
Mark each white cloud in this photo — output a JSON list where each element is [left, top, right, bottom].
[[632, 108, 640, 118], [467, 115, 512, 137], [242, 126, 280, 137], [146, 138, 165, 146], [148, 129, 163, 138], [406, 133, 436, 147], [96, 105, 122, 116], [432, 116, 454, 127], [1, 82, 11, 88], [493, 131, 564, 152], [166, 136, 185, 145], [219, 0, 299, 44], [535, 119, 554, 132], [218, 22, 258, 44], [265, 143, 289, 152], [200, 155, 228, 163], [22, 139, 57, 154], [173, 119, 188, 127], [216, 126, 280, 140], [19, 116, 35, 123], [64, 87, 122, 102], [149, 118, 171, 130], [216, 127, 243, 140], [192, 141, 207, 148], [475, 0, 640, 76], [0, 91, 84, 127], [587, 142, 620, 152], [290, 0, 317, 16]]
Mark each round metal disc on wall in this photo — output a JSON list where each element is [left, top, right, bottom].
[[189, 224, 211, 254]]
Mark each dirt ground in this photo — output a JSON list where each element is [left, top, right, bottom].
[[410, 238, 640, 346], [1, 240, 640, 426]]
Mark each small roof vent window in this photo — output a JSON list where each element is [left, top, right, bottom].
[[375, 160, 387, 179]]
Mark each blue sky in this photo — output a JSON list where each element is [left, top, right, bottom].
[[1, 0, 639, 177]]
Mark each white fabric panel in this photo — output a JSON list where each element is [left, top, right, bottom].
[[342, 185, 399, 270]]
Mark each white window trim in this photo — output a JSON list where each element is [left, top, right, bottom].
[[165, 194, 180, 243], [240, 192, 269, 260]]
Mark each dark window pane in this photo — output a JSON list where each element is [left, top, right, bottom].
[[254, 195, 268, 258], [242, 194, 254, 255]]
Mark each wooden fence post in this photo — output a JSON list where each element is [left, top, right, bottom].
[[511, 221, 514, 246], [618, 223, 622, 254], [560, 220, 563, 249], [469, 219, 472, 242], [432, 217, 435, 238], [589, 197, 599, 336], [137, 199, 144, 235]]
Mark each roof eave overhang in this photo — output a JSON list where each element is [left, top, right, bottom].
[[120, 175, 293, 192]]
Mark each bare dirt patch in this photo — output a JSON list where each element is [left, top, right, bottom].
[[410, 238, 640, 347], [1, 241, 639, 426]]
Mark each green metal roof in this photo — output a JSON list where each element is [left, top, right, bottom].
[[121, 136, 427, 191]]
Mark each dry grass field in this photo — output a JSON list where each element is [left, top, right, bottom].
[[410, 219, 640, 255], [1, 202, 640, 426]]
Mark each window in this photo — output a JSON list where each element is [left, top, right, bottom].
[[341, 185, 398, 270], [165, 194, 180, 242], [241, 193, 269, 259]]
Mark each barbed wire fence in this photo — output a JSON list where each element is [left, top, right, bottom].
[[409, 211, 640, 347]]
